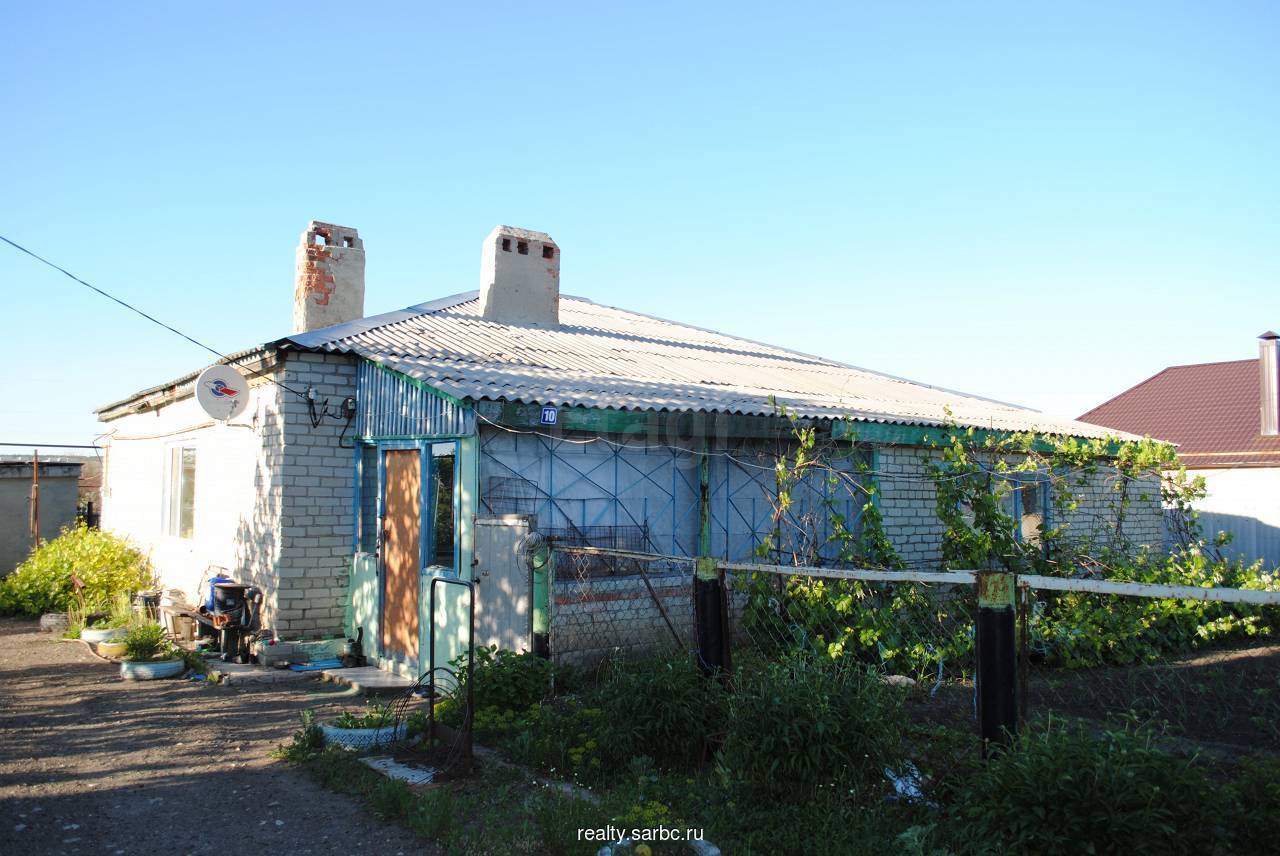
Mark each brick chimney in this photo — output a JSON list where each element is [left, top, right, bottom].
[[1261, 331, 1280, 436], [479, 225, 559, 329], [293, 221, 365, 334]]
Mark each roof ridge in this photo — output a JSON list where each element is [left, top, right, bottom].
[[569, 296, 1036, 412]]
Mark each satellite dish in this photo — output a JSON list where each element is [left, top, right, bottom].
[[195, 365, 250, 421]]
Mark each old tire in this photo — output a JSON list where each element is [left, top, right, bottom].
[[97, 640, 128, 658], [81, 627, 125, 644], [120, 658, 185, 680], [320, 722, 408, 751], [39, 613, 70, 633]]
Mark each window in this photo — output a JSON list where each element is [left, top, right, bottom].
[[430, 443, 456, 568], [998, 474, 1049, 547], [164, 446, 196, 538]]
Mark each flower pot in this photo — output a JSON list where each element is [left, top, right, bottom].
[[120, 657, 185, 680], [81, 626, 126, 644], [97, 640, 128, 658], [319, 721, 408, 751]]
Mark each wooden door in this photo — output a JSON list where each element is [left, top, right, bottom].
[[381, 449, 421, 662]]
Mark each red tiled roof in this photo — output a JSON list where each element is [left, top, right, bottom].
[[1078, 359, 1280, 469]]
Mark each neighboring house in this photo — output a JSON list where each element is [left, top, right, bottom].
[[1079, 333, 1280, 568], [0, 457, 84, 575], [97, 221, 1161, 674]]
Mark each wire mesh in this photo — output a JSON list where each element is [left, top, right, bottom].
[[726, 568, 978, 730], [546, 525, 653, 578], [483, 475, 541, 515], [544, 545, 1280, 758], [549, 546, 693, 671], [1022, 585, 1280, 753]]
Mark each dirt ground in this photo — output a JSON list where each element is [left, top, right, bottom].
[[0, 618, 431, 856]]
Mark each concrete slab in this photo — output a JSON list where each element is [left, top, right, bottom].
[[361, 755, 436, 786], [208, 661, 316, 685], [320, 665, 415, 695]]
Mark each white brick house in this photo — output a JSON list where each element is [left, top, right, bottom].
[[97, 221, 1162, 675]]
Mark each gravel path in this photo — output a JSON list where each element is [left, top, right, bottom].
[[0, 618, 431, 856]]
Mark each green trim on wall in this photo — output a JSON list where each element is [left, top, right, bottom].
[[491, 402, 809, 439], [486, 400, 1125, 452], [830, 420, 1117, 453]]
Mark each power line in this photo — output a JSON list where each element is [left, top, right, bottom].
[[0, 233, 306, 399]]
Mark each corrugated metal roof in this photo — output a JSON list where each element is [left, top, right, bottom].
[[283, 291, 1131, 440]]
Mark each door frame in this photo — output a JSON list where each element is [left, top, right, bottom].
[[374, 438, 464, 668]]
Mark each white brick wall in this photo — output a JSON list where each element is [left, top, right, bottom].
[[272, 352, 358, 636], [874, 445, 1165, 568], [101, 350, 357, 638]]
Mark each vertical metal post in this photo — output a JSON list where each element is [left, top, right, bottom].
[[531, 544, 551, 659], [30, 450, 40, 547], [694, 443, 730, 676], [976, 570, 1018, 755], [1018, 580, 1030, 727], [698, 441, 711, 557]]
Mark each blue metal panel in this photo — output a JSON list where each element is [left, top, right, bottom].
[[356, 360, 475, 439]]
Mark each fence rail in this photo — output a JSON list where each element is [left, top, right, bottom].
[[548, 544, 1280, 756]]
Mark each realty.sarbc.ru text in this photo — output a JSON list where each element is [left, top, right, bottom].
[[578, 826, 705, 843]]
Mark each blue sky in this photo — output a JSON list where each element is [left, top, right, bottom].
[[2, 1, 1277, 451]]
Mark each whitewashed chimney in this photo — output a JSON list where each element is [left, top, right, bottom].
[[293, 221, 365, 334], [1260, 331, 1280, 436], [479, 225, 560, 328]]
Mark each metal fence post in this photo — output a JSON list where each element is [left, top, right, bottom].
[[530, 542, 551, 659], [977, 570, 1018, 754], [694, 556, 730, 676]]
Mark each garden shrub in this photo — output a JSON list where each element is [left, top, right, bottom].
[[592, 653, 726, 771], [1032, 550, 1280, 668], [0, 524, 153, 617], [331, 702, 397, 729], [741, 572, 973, 680], [122, 622, 168, 662], [452, 644, 561, 714], [1230, 754, 1280, 853], [943, 719, 1229, 855], [503, 696, 603, 777], [717, 653, 904, 797]]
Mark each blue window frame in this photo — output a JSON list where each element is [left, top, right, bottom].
[[998, 471, 1052, 547], [353, 438, 461, 577]]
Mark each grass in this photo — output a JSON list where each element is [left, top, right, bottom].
[[273, 647, 1280, 855]]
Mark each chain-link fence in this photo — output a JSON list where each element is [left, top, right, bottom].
[[549, 546, 693, 670], [723, 563, 980, 731], [547, 545, 1280, 756], [1020, 580, 1280, 754]]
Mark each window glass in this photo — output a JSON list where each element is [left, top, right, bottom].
[[431, 443, 456, 567], [995, 476, 1046, 546], [166, 446, 196, 539], [359, 444, 379, 553], [1018, 482, 1043, 546]]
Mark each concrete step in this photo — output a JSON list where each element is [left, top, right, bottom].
[[320, 665, 416, 695]]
